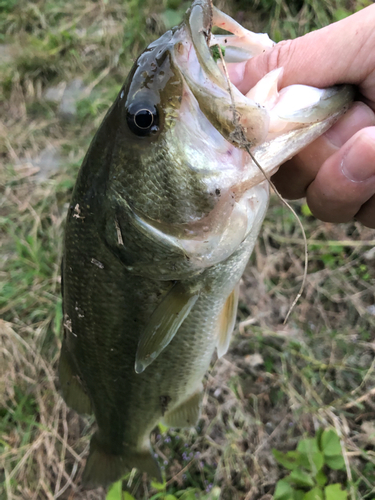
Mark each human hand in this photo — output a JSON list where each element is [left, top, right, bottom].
[[230, 4, 375, 228]]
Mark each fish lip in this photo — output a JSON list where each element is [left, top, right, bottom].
[[185, 0, 213, 37], [185, 0, 221, 86]]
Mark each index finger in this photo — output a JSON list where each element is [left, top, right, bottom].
[[231, 4, 375, 106]]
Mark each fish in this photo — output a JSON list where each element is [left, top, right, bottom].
[[59, 0, 353, 489]]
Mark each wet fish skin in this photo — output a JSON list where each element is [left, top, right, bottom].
[[59, 0, 353, 489], [59, 23, 254, 487]]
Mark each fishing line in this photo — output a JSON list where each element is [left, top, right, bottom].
[[217, 46, 308, 324]]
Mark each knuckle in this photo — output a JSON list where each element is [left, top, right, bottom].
[[266, 39, 295, 73]]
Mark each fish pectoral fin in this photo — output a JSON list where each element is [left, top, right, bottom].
[[135, 282, 199, 374], [82, 432, 162, 488], [163, 388, 203, 428], [216, 282, 240, 358], [58, 341, 92, 415]]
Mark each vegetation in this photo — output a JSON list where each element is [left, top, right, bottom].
[[1, 0, 375, 499]]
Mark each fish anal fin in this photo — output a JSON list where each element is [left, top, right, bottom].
[[58, 341, 92, 414], [216, 282, 240, 358], [82, 432, 162, 489], [163, 388, 203, 428], [135, 282, 199, 374]]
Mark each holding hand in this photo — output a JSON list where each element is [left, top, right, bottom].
[[230, 4, 375, 228]]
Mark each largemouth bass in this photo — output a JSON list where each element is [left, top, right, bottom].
[[59, 0, 353, 488]]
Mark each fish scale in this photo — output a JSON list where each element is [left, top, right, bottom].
[[68, 213, 239, 441], [62, 180, 265, 485]]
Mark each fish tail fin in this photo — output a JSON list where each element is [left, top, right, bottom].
[[82, 432, 162, 489]]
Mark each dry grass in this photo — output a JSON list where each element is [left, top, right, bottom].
[[1, 0, 375, 499]]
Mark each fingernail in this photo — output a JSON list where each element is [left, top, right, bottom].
[[341, 128, 375, 182], [325, 102, 375, 148]]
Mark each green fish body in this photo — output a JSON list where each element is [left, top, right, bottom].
[[59, 0, 353, 488]]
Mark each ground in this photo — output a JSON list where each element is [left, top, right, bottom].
[[1, 0, 375, 499]]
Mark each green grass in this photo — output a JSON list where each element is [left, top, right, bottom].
[[1, 0, 375, 499]]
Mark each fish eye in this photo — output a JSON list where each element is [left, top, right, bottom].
[[126, 103, 160, 137]]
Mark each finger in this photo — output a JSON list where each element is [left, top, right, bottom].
[[355, 195, 375, 228], [306, 127, 375, 227], [270, 137, 336, 200], [271, 102, 375, 199], [234, 5, 375, 105]]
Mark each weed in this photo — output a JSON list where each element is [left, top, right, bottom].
[[273, 429, 347, 499]]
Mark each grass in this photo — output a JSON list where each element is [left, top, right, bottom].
[[1, 0, 375, 499]]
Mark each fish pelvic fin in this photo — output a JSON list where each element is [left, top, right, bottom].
[[135, 282, 199, 374], [216, 282, 240, 358], [163, 387, 203, 428], [82, 432, 162, 489], [58, 341, 92, 414]]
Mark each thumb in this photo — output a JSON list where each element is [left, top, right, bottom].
[[230, 4, 375, 99]]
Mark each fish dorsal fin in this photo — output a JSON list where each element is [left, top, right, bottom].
[[216, 282, 240, 358], [135, 282, 199, 374]]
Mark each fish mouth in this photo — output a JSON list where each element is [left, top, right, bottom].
[[176, 0, 354, 161], [175, 0, 270, 148]]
